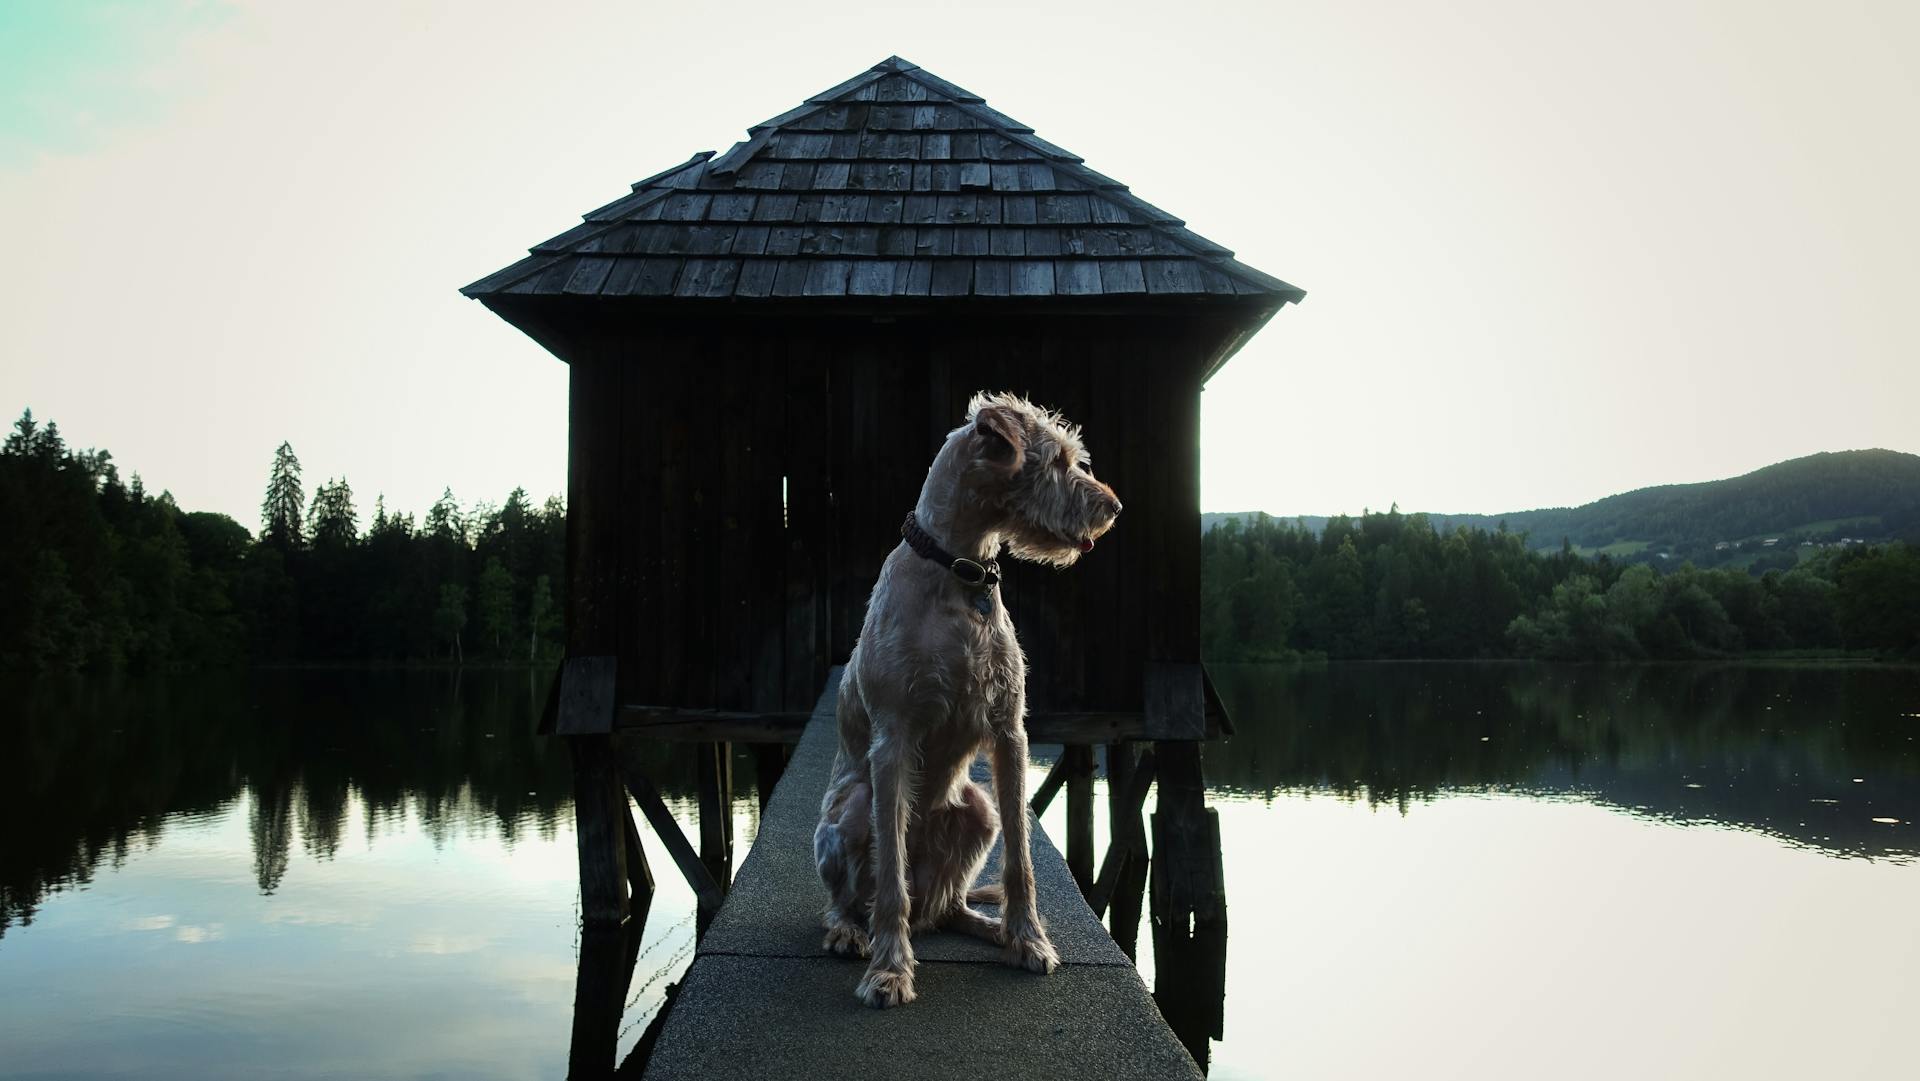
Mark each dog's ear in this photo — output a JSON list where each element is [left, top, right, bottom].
[[973, 405, 1025, 475]]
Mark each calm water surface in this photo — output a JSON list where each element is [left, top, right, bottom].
[[3, 663, 1918, 1079]]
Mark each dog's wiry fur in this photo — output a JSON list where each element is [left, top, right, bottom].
[[813, 391, 1122, 1008]]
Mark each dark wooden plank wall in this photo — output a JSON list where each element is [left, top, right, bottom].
[[566, 314, 1209, 718]]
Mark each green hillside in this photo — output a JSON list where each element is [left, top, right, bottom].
[[1215, 449, 1920, 570]]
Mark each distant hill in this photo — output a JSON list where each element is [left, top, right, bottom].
[[1210, 449, 1920, 569]]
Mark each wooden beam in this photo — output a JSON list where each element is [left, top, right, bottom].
[[609, 706, 1183, 745], [617, 705, 810, 743], [614, 740, 726, 912], [1028, 752, 1070, 815], [1087, 745, 1156, 918], [697, 742, 734, 897], [556, 655, 619, 736], [621, 798, 654, 904], [752, 743, 792, 812], [1065, 746, 1094, 892], [1025, 711, 1152, 744], [1150, 741, 1225, 926], [1143, 662, 1205, 740], [570, 736, 629, 924]]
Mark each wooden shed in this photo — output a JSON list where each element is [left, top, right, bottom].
[[464, 55, 1302, 744]]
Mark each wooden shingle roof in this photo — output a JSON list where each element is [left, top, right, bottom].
[[463, 57, 1304, 305]]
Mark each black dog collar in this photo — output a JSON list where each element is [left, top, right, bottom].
[[901, 513, 1001, 598]]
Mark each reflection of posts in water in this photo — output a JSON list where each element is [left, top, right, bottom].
[[1150, 741, 1228, 1073], [566, 893, 648, 1080]]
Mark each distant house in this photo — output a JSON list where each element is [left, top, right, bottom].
[[1714, 541, 1731, 551], [1763, 538, 1779, 547]]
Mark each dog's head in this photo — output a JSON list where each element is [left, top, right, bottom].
[[961, 391, 1122, 568]]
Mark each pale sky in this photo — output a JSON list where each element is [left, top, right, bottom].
[[4, 1, 1916, 527]]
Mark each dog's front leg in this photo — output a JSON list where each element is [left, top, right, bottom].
[[990, 721, 1061, 974], [856, 727, 917, 1007]]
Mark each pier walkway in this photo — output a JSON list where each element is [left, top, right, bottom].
[[640, 668, 1202, 1080]]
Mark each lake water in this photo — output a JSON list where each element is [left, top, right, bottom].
[[2, 663, 1917, 1079]]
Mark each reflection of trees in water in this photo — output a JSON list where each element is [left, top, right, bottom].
[[0, 669, 727, 937], [251, 780, 294, 894], [1206, 662, 1920, 858]]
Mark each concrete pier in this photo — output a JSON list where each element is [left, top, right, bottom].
[[640, 668, 1202, 1080]]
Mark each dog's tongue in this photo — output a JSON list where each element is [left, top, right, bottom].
[[1078, 538, 1095, 553]]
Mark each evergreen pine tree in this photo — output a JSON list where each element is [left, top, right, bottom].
[[260, 442, 304, 550]]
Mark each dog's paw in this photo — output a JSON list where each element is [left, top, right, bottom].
[[1001, 926, 1060, 974], [854, 966, 917, 1009], [822, 923, 871, 958]]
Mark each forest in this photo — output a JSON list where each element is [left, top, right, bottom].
[[1201, 510, 1920, 662], [0, 410, 564, 671], [4, 408, 1917, 671]]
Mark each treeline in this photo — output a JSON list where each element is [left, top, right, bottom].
[[0, 410, 564, 671], [1202, 510, 1920, 663]]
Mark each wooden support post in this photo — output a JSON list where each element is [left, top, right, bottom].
[[1065, 745, 1095, 893], [570, 735, 629, 925], [751, 743, 791, 812], [614, 740, 726, 912], [1150, 741, 1225, 926], [1088, 745, 1155, 921], [697, 742, 734, 895], [621, 797, 654, 904]]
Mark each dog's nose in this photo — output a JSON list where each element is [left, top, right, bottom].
[[1107, 496, 1123, 517]]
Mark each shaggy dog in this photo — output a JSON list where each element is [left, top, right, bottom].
[[813, 391, 1122, 1008]]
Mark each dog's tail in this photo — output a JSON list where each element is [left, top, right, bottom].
[[966, 883, 1004, 906]]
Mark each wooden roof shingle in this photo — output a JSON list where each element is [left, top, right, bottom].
[[462, 57, 1304, 306]]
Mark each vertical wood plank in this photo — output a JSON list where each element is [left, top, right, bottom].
[[716, 335, 754, 710], [656, 337, 692, 704], [783, 339, 834, 708], [617, 332, 664, 707], [567, 355, 623, 656], [749, 325, 790, 714], [696, 741, 734, 895]]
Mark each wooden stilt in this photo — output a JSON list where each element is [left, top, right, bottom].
[[697, 741, 734, 893], [570, 735, 629, 925], [1065, 745, 1095, 892], [1088, 744, 1155, 919], [1149, 741, 1225, 927], [751, 743, 790, 812], [621, 797, 654, 903]]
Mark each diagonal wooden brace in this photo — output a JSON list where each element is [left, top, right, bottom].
[[615, 740, 727, 912]]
